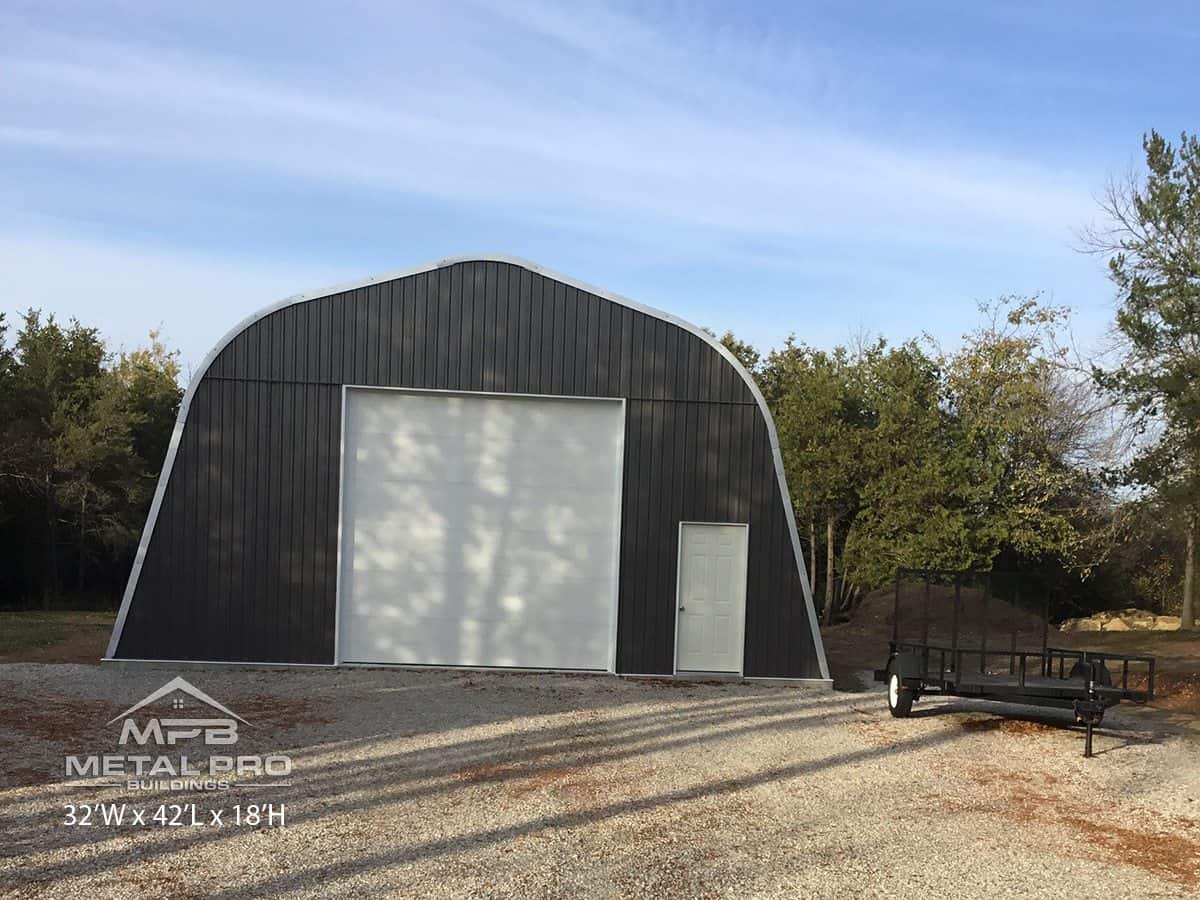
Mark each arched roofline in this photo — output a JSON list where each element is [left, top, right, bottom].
[[106, 254, 828, 678]]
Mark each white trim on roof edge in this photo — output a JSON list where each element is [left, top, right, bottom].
[[103, 254, 830, 680]]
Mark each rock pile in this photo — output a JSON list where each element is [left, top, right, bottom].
[[1058, 608, 1180, 633]]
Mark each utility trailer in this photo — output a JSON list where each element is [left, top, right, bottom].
[[872, 571, 1155, 757]]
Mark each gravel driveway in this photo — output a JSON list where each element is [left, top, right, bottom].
[[1, 664, 1198, 898]]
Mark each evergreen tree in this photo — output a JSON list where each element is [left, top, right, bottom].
[[0, 312, 181, 607], [1088, 131, 1200, 628]]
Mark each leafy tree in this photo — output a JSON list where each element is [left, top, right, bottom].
[[1087, 130, 1200, 628], [1088, 497, 1187, 616], [718, 330, 761, 374], [113, 332, 183, 477], [751, 298, 1108, 620], [759, 340, 873, 621], [843, 340, 957, 585], [849, 300, 1107, 588], [0, 314, 18, 522], [2, 311, 107, 604], [944, 300, 1090, 566], [53, 370, 144, 591], [0, 312, 180, 608]]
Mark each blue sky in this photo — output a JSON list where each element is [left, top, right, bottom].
[[2, 1, 1197, 377]]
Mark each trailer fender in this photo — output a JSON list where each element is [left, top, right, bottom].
[[889, 651, 925, 685], [1068, 659, 1113, 687]]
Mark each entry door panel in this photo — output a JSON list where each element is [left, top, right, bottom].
[[338, 389, 624, 670], [675, 523, 748, 673]]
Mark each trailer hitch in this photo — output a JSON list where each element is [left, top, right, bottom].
[[1073, 698, 1105, 758]]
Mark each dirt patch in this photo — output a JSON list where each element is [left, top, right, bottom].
[[0, 611, 114, 664], [953, 765, 1200, 887], [1148, 673, 1200, 717], [8, 629, 108, 665], [960, 717, 1060, 736], [0, 695, 112, 746], [228, 695, 332, 728], [0, 694, 115, 787], [851, 719, 903, 747], [4, 766, 56, 786], [1061, 815, 1200, 887]]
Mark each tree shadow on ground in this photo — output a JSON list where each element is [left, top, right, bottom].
[[4, 682, 936, 893]]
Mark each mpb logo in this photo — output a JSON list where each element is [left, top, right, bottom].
[[66, 675, 292, 790], [108, 676, 248, 747]]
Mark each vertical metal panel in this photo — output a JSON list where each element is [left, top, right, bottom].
[[550, 279, 565, 394], [494, 265, 510, 391], [116, 260, 821, 677], [493, 262, 508, 392], [595, 295, 610, 394], [398, 278, 413, 386], [481, 262, 497, 390], [424, 274, 438, 386], [434, 268, 450, 388], [472, 263, 487, 389], [513, 268, 529, 393], [644, 401, 666, 669], [457, 263, 473, 389]]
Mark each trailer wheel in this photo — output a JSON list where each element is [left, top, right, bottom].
[[1068, 660, 1113, 687], [887, 672, 914, 718]]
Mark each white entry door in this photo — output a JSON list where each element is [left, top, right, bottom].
[[674, 523, 749, 673], [337, 388, 625, 671]]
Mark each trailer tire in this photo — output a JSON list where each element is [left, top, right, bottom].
[[887, 672, 914, 718], [1068, 660, 1112, 687]]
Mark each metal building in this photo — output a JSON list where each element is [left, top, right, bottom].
[[106, 256, 829, 681]]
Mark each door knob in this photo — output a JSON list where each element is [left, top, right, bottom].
[[679, 605, 686, 611]]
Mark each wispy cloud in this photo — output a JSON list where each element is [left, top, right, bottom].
[[0, 1, 1161, 364], [1, 3, 1094, 250]]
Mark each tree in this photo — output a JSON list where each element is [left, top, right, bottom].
[[1086, 131, 1200, 629], [717, 330, 761, 374], [113, 332, 183, 480], [943, 299, 1093, 568], [53, 370, 143, 591], [759, 341, 872, 622], [2, 311, 108, 604], [0, 314, 18, 523], [0, 312, 181, 607], [842, 340, 958, 585], [766, 300, 1107, 611]]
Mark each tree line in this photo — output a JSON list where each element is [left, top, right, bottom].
[[1, 131, 1195, 627], [722, 130, 1199, 628], [0, 312, 181, 608]]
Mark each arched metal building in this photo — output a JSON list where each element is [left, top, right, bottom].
[[106, 256, 829, 681]]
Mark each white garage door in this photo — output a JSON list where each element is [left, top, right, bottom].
[[337, 388, 625, 670]]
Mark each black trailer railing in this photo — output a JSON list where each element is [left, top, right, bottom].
[[888, 639, 1156, 701], [876, 570, 1157, 757]]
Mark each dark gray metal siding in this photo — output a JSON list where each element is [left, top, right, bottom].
[[116, 261, 821, 677]]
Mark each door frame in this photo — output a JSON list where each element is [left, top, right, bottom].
[[333, 384, 626, 672], [672, 521, 750, 677]]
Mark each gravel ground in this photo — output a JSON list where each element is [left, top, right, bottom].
[[1, 663, 1198, 898]]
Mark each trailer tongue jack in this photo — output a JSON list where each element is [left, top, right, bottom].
[[873, 571, 1155, 759]]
